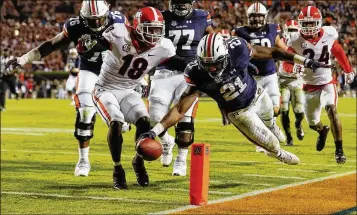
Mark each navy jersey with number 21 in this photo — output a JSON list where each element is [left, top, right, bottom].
[[184, 37, 257, 112]]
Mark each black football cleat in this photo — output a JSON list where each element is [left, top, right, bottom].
[[316, 126, 329, 151], [285, 135, 294, 146], [296, 125, 304, 140], [132, 154, 149, 187], [335, 149, 346, 164], [113, 165, 128, 190]]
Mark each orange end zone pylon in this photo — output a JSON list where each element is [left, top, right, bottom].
[[189, 143, 210, 206]]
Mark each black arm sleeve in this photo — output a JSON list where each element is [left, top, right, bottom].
[[160, 55, 187, 71]]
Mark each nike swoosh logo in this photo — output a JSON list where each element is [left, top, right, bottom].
[[322, 40, 327, 43], [148, 54, 155, 56]]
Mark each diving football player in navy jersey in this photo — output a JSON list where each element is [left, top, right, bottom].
[[139, 33, 331, 166]]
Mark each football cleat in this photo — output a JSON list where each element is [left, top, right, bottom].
[[113, 165, 128, 190], [74, 158, 90, 177], [296, 125, 304, 140], [256, 146, 266, 153], [316, 126, 330, 151], [266, 149, 300, 165], [132, 154, 149, 186], [335, 149, 346, 164], [172, 157, 187, 176], [270, 124, 287, 143], [160, 135, 175, 167]]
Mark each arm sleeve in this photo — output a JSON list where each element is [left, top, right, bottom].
[[183, 63, 197, 87], [331, 40, 353, 73], [159, 55, 187, 71]]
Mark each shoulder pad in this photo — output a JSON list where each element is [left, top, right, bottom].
[[322, 26, 338, 39], [160, 38, 176, 57], [193, 9, 209, 17], [102, 23, 126, 42]]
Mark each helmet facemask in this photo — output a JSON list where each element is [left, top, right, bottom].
[[197, 54, 229, 78], [299, 20, 321, 36], [136, 21, 165, 46], [81, 12, 109, 32], [248, 14, 266, 29], [170, 0, 193, 17]]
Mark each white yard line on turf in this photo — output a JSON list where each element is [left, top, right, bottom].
[[209, 180, 272, 187], [1, 191, 170, 204], [278, 168, 336, 174], [150, 170, 356, 215], [1, 132, 45, 136], [1, 149, 132, 158], [2, 128, 73, 133], [243, 174, 307, 180], [163, 188, 232, 195]]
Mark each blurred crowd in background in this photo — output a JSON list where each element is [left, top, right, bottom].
[[1, 0, 356, 100]]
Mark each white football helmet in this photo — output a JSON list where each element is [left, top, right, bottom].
[[247, 2, 268, 28], [80, 0, 110, 32], [197, 33, 228, 78], [69, 48, 78, 59]]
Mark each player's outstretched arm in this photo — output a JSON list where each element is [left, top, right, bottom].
[[137, 86, 200, 140], [250, 44, 332, 70], [5, 32, 71, 70]]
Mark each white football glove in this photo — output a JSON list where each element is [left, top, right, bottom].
[[293, 64, 305, 74], [344, 72, 355, 84]]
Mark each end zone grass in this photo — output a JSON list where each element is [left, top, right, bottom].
[[1, 98, 356, 214]]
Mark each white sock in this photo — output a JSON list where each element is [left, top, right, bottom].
[[177, 148, 188, 162], [79, 147, 89, 161]]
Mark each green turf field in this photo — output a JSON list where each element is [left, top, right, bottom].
[[1, 98, 356, 214]]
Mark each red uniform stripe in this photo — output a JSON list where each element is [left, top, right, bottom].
[[206, 33, 214, 57], [91, 0, 97, 15]]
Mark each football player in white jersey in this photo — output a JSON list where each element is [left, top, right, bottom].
[[283, 6, 354, 164], [65, 48, 80, 105], [93, 7, 183, 189], [278, 20, 305, 146]]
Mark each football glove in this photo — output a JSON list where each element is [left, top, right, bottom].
[[344, 72, 355, 84], [304, 59, 333, 71], [137, 131, 157, 142], [76, 34, 97, 53], [5, 58, 20, 71]]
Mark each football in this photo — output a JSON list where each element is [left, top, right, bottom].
[[136, 138, 162, 161]]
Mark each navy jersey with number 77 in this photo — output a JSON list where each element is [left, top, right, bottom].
[[159, 9, 212, 70], [184, 37, 257, 112]]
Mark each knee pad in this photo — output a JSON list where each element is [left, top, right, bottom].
[[135, 116, 151, 140], [175, 121, 194, 147], [74, 106, 97, 142]]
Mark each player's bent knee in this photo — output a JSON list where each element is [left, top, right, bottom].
[[74, 106, 97, 142], [281, 102, 289, 112], [175, 122, 194, 148], [325, 105, 336, 115], [293, 103, 304, 114], [109, 121, 124, 134]]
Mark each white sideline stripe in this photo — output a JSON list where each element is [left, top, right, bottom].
[[2, 128, 73, 133], [243, 174, 306, 180], [1, 149, 132, 158], [278, 168, 336, 174], [210, 180, 272, 187], [1, 132, 45, 136], [1, 191, 168, 204], [151, 171, 357, 215], [291, 162, 356, 168], [163, 188, 232, 195]]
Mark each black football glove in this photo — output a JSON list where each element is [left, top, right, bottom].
[[304, 59, 333, 71], [5, 58, 21, 70], [137, 131, 157, 141], [76, 34, 97, 53]]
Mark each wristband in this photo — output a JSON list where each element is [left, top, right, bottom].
[[151, 123, 165, 136], [17, 49, 41, 66], [293, 54, 307, 65]]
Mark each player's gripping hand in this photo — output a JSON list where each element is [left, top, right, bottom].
[[5, 58, 21, 71], [76, 34, 97, 53], [219, 108, 231, 126], [344, 72, 355, 84], [304, 59, 333, 71], [137, 131, 157, 142]]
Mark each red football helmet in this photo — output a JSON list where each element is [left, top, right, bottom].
[[298, 6, 322, 36], [283, 19, 300, 37], [133, 7, 165, 46]]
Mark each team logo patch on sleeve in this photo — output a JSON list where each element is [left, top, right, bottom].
[[301, 42, 307, 48], [171, 20, 177, 26], [122, 44, 130, 52]]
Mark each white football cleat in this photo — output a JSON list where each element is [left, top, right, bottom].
[[74, 159, 91, 176], [270, 124, 286, 143], [266, 149, 300, 165], [172, 158, 187, 176], [256, 146, 266, 153], [160, 135, 175, 167]]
